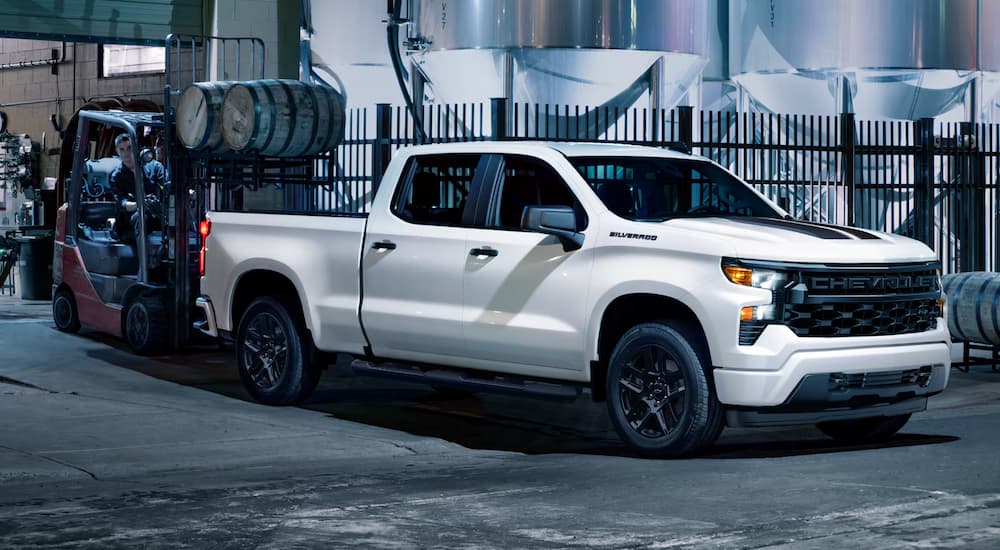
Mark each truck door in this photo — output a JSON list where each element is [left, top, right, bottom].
[[461, 154, 594, 374], [361, 154, 485, 363]]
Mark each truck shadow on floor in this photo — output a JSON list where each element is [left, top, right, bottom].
[[304, 384, 960, 459], [82, 334, 960, 460]]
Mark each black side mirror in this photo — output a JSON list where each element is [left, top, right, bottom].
[[521, 205, 584, 251]]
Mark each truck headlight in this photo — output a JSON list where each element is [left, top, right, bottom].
[[723, 261, 793, 324], [723, 263, 792, 292]]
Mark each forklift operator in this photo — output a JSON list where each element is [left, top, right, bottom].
[[109, 134, 166, 242]]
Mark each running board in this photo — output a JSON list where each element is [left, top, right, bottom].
[[350, 359, 582, 401]]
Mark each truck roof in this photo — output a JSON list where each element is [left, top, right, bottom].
[[396, 140, 695, 160]]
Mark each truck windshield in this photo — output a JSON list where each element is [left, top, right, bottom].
[[570, 156, 782, 221]]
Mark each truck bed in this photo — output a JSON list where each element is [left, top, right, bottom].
[[202, 211, 369, 354]]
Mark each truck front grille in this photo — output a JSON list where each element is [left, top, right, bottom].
[[784, 298, 940, 337]]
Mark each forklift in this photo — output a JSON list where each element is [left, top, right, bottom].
[[52, 110, 201, 354]]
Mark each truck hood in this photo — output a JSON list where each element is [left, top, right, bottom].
[[660, 216, 937, 263]]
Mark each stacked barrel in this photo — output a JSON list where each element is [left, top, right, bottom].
[[941, 272, 1000, 345], [176, 79, 346, 156]]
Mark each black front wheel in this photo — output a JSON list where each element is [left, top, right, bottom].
[[817, 414, 911, 443], [52, 287, 81, 333], [606, 322, 722, 458], [236, 297, 320, 405]]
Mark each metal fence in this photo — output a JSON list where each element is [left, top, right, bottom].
[[217, 98, 1000, 274]]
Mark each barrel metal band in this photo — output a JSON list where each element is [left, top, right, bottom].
[[202, 82, 220, 149], [276, 79, 297, 156], [256, 82, 278, 154], [975, 276, 988, 346], [992, 281, 1000, 342], [305, 82, 321, 155]]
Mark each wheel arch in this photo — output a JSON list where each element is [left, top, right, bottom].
[[590, 292, 711, 402], [53, 281, 73, 298], [229, 268, 309, 336]]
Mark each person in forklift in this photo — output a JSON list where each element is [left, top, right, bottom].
[[109, 133, 166, 243]]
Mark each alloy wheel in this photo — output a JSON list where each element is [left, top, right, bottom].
[[617, 344, 688, 439], [242, 312, 289, 390]]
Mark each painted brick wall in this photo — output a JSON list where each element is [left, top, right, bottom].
[[0, 39, 166, 181]]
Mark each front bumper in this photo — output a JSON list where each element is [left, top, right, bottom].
[[715, 336, 950, 408], [723, 361, 947, 427]]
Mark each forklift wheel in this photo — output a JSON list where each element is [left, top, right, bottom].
[[52, 288, 81, 333], [125, 296, 169, 356]]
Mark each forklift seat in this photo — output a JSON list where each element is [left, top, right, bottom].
[[77, 237, 138, 276], [77, 202, 138, 276]]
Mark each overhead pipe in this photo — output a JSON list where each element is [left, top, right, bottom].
[[300, 0, 313, 81], [387, 0, 426, 143]]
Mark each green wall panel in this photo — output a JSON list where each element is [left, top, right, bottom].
[[0, 1, 204, 45]]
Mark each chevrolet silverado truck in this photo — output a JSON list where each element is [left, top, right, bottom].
[[196, 141, 950, 457]]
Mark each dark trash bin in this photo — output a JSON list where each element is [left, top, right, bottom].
[[16, 234, 54, 300]]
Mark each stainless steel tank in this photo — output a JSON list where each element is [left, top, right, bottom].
[[410, 0, 709, 136], [979, 0, 1000, 123], [730, 0, 979, 120]]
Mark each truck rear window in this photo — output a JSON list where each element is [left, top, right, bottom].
[[393, 154, 480, 226]]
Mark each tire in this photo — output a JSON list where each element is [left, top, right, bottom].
[[236, 297, 320, 405], [52, 287, 81, 333], [606, 322, 722, 458], [125, 296, 169, 355], [817, 414, 911, 444]]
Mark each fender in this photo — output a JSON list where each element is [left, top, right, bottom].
[[226, 257, 312, 332], [586, 279, 711, 364]]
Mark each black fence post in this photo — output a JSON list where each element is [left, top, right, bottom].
[[840, 112, 856, 227], [913, 117, 936, 248], [677, 105, 693, 150], [957, 121, 986, 271], [373, 103, 392, 191], [491, 97, 509, 140]]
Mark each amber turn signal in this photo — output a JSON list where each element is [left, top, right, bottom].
[[740, 306, 755, 321], [725, 266, 753, 286]]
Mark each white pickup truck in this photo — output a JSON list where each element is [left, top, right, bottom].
[[196, 141, 950, 456]]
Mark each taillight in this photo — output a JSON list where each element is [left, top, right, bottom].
[[199, 220, 211, 276]]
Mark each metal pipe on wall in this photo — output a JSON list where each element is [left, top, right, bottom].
[[0, 42, 66, 71]]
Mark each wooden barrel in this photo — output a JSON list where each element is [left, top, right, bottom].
[[176, 81, 235, 151], [221, 79, 346, 156], [942, 272, 1000, 345]]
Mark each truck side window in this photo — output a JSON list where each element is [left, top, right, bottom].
[[494, 155, 587, 231], [394, 154, 479, 226]]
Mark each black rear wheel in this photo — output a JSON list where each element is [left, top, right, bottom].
[[817, 414, 911, 443], [52, 287, 81, 333], [236, 297, 320, 405], [125, 296, 169, 355], [606, 322, 722, 458]]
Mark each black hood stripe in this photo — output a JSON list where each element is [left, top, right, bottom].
[[811, 222, 883, 240], [724, 217, 854, 239]]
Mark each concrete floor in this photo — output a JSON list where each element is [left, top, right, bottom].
[[1, 292, 999, 549]]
